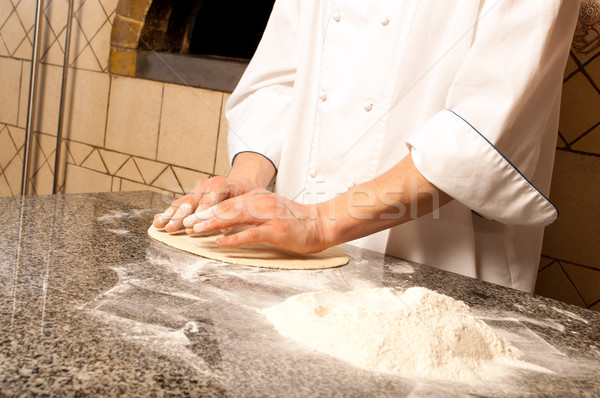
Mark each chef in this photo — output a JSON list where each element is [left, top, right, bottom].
[[154, 0, 580, 293]]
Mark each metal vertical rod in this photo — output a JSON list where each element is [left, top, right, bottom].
[[52, 0, 74, 194], [20, 0, 45, 196]]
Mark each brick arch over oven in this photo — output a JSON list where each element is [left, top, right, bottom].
[[109, 0, 154, 76]]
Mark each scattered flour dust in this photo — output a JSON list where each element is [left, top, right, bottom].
[[263, 287, 520, 382]]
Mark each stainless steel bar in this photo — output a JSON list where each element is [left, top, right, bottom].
[[20, 0, 45, 196], [52, 0, 74, 195]]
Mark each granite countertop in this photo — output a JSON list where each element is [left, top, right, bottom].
[[1, 191, 599, 397]]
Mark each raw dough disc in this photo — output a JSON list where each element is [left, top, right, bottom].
[[147, 225, 349, 270]]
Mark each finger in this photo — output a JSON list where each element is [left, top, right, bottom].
[[183, 189, 231, 228], [215, 226, 267, 248], [183, 204, 218, 228], [191, 205, 249, 234], [164, 202, 195, 232], [153, 206, 177, 228]]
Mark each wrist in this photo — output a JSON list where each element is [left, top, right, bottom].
[[316, 200, 340, 248], [229, 152, 276, 190]]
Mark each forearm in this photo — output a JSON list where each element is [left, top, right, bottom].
[[318, 153, 453, 246], [228, 152, 277, 191]]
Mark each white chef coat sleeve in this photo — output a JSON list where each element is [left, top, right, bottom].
[[405, 0, 578, 227], [224, 0, 298, 171]]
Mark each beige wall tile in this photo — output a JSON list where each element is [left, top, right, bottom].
[[64, 68, 110, 146], [152, 166, 183, 193], [134, 157, 167, 185], [562, 262, 600, 306], [559, 73, 600, 143], [7, 126, 24, 148], [89, 20, 112, 72], [4, 154, 23, 194], [75, 0, 109, 41], [15, 0, 35, 31], [0, 0, 12, 27], [45, 0, 69, 34], [0, 57, 22, 125], [572, 125, 600, 154], [64, 163, 112, 193], [585, 48, 600, 83], [120, 178, 165, 194], [0, 126, 18, 169], [30, 133, 54, 176], [538, 257, 554, 270], [214, 93, 230, 176], [68, 21, 90, 66], [542, 151, 600, 269], [115, 157, 143, 182], [12, 36, 32, 60], [30, 162, 54, 195], [40, 30, 66, 66], [0, 174, 12, 196], [98, 148, 129, 174], [172, 166, 209, 193], [81, 149, 108, 173], [534, 263, 585, 307], [34, 64, 62, 135], [0, 41, 8, 57], [100, 0, 119, 17], [106, 76, 163, 158], [65, 140, 94, 165], [157, 84, 221, 173], [563, 54, 578, 78], [71, 45, 102, 71], [35, 133, 58, 172], [111, 176, 121, 192], [18, 61, 29, 127], [1, 12, 27, 56]]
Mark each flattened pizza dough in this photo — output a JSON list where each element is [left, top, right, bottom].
[[147, 226, 349, 270]]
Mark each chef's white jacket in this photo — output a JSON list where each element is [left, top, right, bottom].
[[225, 0, 579, 292]]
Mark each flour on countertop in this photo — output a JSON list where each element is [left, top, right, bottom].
[[264, 287, 520, 382]]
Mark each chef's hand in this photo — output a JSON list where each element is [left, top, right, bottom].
[[153, 176, 249, 232], [153, 152, 276, 233], [183, 189, 329, 254]]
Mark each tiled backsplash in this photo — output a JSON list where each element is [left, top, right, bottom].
[[0, 0, 599, 311]]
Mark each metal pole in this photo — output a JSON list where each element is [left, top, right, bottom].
[[20, 0, 45, 196], [52, 0, 74, 194]]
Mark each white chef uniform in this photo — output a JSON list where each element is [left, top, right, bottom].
[[225, 0, 579, 292]]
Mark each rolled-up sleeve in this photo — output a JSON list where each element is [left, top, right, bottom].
[[406, 0, 579, 227], [225, 0, 299, 171]]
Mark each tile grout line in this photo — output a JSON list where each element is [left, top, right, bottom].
[[566, 120, 600, 149], [557, 260, 589, 306], [538, 259, 556, 273], [102, 72, 112, 149], [556, 147, 600, 158], [155, 83, 166, 162], [60, 137, 215, 176], [212, 93, 224, 175], [541, 255, 600, 273]]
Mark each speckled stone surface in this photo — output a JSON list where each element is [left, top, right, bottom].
[[1, 191, 599, 397]]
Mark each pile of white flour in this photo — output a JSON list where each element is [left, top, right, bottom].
[[263, 287, 519, 381]]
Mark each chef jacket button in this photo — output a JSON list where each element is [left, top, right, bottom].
[[346, 181, 355, 189], [319, 89, 328, 101], [363, 101, 373, 112], [309, 169, 318, 178], [380, 17, 390, 26], [332, 11, 342, 22]]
